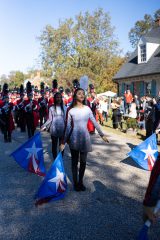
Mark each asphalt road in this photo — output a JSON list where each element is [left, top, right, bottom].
[[0, 128, 159, 240]]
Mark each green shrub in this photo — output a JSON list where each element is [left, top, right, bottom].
[[126, 118, 137, 129]]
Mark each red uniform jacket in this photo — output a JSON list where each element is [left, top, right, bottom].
[[48, 97, 54, 108], [24, 99, 39, 128], [1, 101, 15, 132], [143, 154, 160, 207]]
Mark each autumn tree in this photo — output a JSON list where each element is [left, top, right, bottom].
[[39, 8, 124, 93], [129, 9, 160, 48], [8, 71, 25, 88]]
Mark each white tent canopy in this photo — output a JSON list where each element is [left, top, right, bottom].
[[97, 91, 117, 98]]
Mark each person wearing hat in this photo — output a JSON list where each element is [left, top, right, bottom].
[[38, 82, 48, 127], [48, 79, 58, 108], [34, 86, 39, 101], [0, 84, 15, 142], [64, 88, 73, 107], [15, 84, 26, 132], [10, 90, 19, 126], [72, 79, 80, 92], [24, 81, 39, 138], [87, 84, 98, 134], [59, 86, 65, 102]]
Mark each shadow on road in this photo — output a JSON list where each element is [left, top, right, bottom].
[[0, 129, 159, 240]]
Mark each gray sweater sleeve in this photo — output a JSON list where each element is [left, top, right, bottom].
[[64, 110, 73, 143], [41, 107, 53, 130]]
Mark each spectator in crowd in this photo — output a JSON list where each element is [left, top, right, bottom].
[[134, 95, 140, 110], [96, 97, 104, 126], [153, 97, 160, 143], [111, 99, 121, 129], [126, 98, 137, 132], [145, 99, 156, 138], [119, 97, 125, 115], [124, 89, 133, 114], [128, 98, 137, 119], [141, 96, 148, 111], [100, 98, 108, 123]]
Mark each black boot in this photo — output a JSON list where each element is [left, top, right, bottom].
[[78, 182, 86, 191], [4, 136, 8, 142], [74, 183, 81, 191], [8, 137, 12, 142], [8, 133, 12, 142]]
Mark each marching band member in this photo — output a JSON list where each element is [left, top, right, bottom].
[[0, 83, 15, 142], [59, 86, 65, 102], [24, 81, 39, 138], [34, 86, 39, 101], [87, 84, 98, 134], [48, 79, 58, 108], [10, 89, 18, 125], [15, 85, 26, 132], [64, 88, 73, 107], [38, 82, 48, 127]]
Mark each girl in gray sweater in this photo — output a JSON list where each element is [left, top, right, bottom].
[[60, 88, 109, 191], [42, 92, 66, 160]]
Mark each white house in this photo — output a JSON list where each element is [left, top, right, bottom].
[[113, 19, 160, 97]]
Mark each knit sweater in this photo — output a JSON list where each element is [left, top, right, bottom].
[[64, 105, 104, 152]]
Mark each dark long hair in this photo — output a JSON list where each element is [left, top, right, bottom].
[[53, 92, 64, 113], [70, 88, 86, 109]]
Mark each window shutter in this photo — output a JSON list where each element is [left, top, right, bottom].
[[130, 83, 134, 95], [151, 80, 156, 97], [121, 83, 125, 95], [140, 81, 144, 97]]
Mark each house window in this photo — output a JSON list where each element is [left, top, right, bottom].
[[140, 45, 146, 62], [145, 82, 151, 96], [126, 84, 130, 91]]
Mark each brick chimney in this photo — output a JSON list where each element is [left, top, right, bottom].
[[155, 18, 160, 27]]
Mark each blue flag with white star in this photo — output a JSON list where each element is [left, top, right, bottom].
[[35, 152, 67, 205], [10, 132, 46, 176], [127, 133, 158, 171]]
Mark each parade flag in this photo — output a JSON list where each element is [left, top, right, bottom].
[[127, 134, 158, 171], [10, 132, 46, 176], [35, 152, 67, 205], [80, 75, 89, 91]]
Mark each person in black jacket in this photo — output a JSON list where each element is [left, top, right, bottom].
[[145, 99, 155, 138]]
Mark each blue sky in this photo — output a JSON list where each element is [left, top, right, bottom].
[[0, 0, 159, 75]]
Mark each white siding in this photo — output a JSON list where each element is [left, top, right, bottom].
[[146, 43, 159, 61], [138, 37, 159, 63]]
